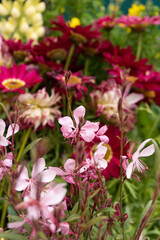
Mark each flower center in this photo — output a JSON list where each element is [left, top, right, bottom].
[[70, 31, 87, 44], [2, 78, 25, 90], [63, 75, 82, 84], [91, 143, 113, 163], [103, 143, 113, 163], [47, 49, 67, 61]]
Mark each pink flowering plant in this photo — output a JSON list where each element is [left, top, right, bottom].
[[0, 1, 160, 239]]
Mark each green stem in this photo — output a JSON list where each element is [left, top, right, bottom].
[[16, 128, 32, 163], [0, 184, 10, 228], [84, 58, 90, 76], [64, 44, 75, 70], [136, 32, 143, 61]]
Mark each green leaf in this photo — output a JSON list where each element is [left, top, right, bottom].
[[87, 188, 101, 201], [94, 207, 116, 216], [0, 231, 27, 240], [37, 231, 48, 240], [79, 216, 106, 232], [65, 214, 80, 223], [22, 138, 42, 156], [70, 202, 79, 215]]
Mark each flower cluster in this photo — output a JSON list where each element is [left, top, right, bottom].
[[0, 0, 45, 41]]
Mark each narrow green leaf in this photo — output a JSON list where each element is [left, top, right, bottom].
[[22, 138, 42, 156], [79, 216, 106, 231], [87, 188, 101, 201], [37, 231, 48, 240], [0, 231, 27, 240], [65, 214, 80, 223], [70, 202, 79, 215]]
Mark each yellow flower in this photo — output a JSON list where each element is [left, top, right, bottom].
[[70, 17, 81, 28], [128, 4, 145, 17]]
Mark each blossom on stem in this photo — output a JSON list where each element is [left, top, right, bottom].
[[125, 139, 155, 179], [0, 119, 19, 146], [58, 105, 99, 142], [15, 158, 56, 195], [0, 152, 13, 181]]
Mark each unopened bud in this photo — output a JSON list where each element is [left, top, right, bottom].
[[25, 5, 35, 16], [19, 17, 29, 33], [36, 2, 46, 12], [0, 4, 9, 16], [11, 1, 21, 18]]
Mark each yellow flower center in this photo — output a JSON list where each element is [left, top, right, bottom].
[[91, 143, 113, 163], [70, 17, 81, 28], [2, 78, 25, 90], [126, 76, 138, 83], [63, 75, 82, 84]]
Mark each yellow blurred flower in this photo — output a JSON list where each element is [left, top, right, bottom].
[[129, 4, 145, 17], [108, 3, 119, 12], [70, 17, 81, 28]]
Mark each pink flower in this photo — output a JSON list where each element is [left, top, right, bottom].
[[79, 143, 108, 173], [0, 119, 19, 146], [0, 152, 13, 181], [50, 158, 75, 184], [95, 125, 109, 143], [58, 105, 99, 142], [15, 158, 56, 194], [125, 139, 155, 179]]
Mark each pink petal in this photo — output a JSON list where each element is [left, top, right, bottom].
[[58, 117, 74, 128], [0, 135, 9, 146], [0, 119, 5, 136], [82, 121, 99, 132], [31, 158, 45, 178], [6, 123, 19, 138], [73, 105, 85, 126], [139, 144, 155, 157], [96, 125, 107, 136], [79, 165, 90, 173], [8, 220, 25, 229], [49, 167, 66, 175], [98, 135, 109, 143], [80, 130, 95, 142], [3, 158, 12, 167], [126, 162, 134, 179], [61, 126, 74, 138], [64, 158, 75, 173], [37, 169, 56, 182], [98, 159, 108, 169], [125, 93, 144, 106], [62, 175, 75, 184]]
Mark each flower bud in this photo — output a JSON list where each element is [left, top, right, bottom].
[[36, 2, 46, 12], [19, 17, 29, 33], [13, 32, 21, 40], [11, 1, 21, 18], [32, 13, 42, 23], [24, 5, 35, 16], [0, 4, 9, 16], [26, 27, 38, 41], [36, 26, 45, 37]]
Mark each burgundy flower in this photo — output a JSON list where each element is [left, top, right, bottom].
[[95, 15, 117, 30], [51, 15, 101, 45]]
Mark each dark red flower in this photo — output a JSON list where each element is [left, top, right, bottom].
[[95, 15, 117, 30], [51, 15, 101, 45]]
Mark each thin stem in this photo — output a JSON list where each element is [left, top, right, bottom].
[[0, 184, 10, 228], [136, 32, 143, 61], [118, 97, 125, 239], [133, 173, 160, 240], [64, 44, 75, 71], [84, 58, 90, 76], [16, 128, 32, 163]]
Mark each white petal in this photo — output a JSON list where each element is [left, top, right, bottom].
[[6, 123, 19, 138], [58, 116, 74, 128], [31, 158, 45, 178], [0, 119, 6, 136], [64, 158, 75, 173], [37, 169, 56, 183], [139, 144, 155, 157], [126, 162, 134, 179], [73, 106, 86, 126]]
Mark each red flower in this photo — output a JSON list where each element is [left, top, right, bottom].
[[0, 63, 42, 93], [101, 125, 129, 181], [52, 71, 95, 100], [95, 15, 117, 30], [51, 15, 101, 45], [117, 15, 160, 32], [33, 36, 71, 62], [5, 38, 33, 61]]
